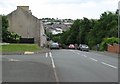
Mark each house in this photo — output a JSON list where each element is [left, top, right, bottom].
[[7, 6, 46, 47], [52, 28, 63, 35]]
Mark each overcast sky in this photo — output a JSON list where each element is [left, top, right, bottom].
[[0, 0, 119, 19]]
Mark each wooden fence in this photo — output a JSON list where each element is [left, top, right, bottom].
[[107, 44, 120, 53]]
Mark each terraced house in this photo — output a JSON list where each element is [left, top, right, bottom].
[[7, 6, 46, 47]]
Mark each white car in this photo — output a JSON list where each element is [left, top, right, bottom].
[[68, 44, 75, 49]]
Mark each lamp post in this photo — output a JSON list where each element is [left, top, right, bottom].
[[118, 3, 120, 84], [118, 2, 120, 54], [118, 2, 120, 42]]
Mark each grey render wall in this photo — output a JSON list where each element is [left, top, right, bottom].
[[7, 6, 46, 46], [40, 21, 47, 47]]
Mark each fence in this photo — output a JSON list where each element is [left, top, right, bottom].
[[107, 44, 120, 53]]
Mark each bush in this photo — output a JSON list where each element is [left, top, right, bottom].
[[2, 15, 21, 43], [61, 44, 67, 49], [3, 31, 21, 43], [99, 37, 119, 51]]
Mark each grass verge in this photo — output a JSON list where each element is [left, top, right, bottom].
[[1, 44, 41, 52], [0, 45, 1, 52]]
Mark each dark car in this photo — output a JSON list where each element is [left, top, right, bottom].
[[78, 44, 89, 51], [50, 42, 60, 49]]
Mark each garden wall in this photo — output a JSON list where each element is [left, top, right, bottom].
[[107, 44, 120, 53]]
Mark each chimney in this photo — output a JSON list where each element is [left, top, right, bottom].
[[17, 6, 32, 14]]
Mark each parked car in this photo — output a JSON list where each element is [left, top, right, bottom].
[[50, 42, 60, 49], [78, 44, 89, 51], [68, 44, 75, 49]]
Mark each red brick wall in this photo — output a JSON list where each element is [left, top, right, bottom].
[[107, 44, 120, 53]]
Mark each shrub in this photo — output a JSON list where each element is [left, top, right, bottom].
[[2, 15, 21, 43], [99, 37, 119, 51]]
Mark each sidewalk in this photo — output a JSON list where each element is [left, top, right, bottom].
[[90, 50, 119, 57], [2, 48, 50, 55]]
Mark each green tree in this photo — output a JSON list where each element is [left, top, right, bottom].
[[87, 11, 118, 48], [54, 10, 118, 50], [2, 15, 21, 43], [66, 19, 80, 44], [99, 37, 119, 51]]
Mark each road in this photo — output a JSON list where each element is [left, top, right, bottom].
[[2, 49, 118, 82]]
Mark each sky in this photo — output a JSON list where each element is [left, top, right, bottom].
[[0, 0, 119, 19]]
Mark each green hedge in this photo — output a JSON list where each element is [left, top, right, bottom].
[[99, 37, 119, 51]]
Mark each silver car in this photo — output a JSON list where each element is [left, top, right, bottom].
[[50, 42, 60, 49], [78, 44, 89, 52]]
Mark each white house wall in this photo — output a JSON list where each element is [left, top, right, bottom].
[[40, 21, 46, 47]]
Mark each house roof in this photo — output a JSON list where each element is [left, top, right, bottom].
[[7, 6, 39, 21]]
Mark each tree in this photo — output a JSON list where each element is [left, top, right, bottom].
[[84, 11, 118, 48], [99, 37, 119, 51], [0, 15, 2, 42], [66, 19, 80, 44], [2, 15, 21, 43], [2, 15, 9, 42], [52, 10, 118, 50]]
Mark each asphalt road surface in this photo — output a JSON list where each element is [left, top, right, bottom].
[[2, 49, 118, 82]]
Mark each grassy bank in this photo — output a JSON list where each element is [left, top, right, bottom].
[[2, 44, 41, 52], [0, 45, 1, 52]]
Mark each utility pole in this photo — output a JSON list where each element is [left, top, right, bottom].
[[118, 2, 120, 54], [38, 20, 41, 47], [118, 1, 120, 43], [118, 2, 120, 84]]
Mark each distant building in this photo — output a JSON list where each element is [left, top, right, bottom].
[[42, 18, 73, 34], [52, 28, 63, 35], [7, 6, 46, 47]]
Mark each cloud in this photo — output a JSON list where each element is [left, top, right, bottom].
[[46, 0, 84, 4], [0, 0, 119, 19], [45, 0, 118, 5]]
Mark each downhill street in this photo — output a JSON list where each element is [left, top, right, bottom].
[[2, 49, 118, 82]]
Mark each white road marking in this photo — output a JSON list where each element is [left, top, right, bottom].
[[46, 52, 48, 58], [69, 50, 74, 52], [49, 52, 55, 68], [24, 51, 34, 55], [8, 59, 20, 62], [66, 50, 118, 69], [49, 52, 59, 83], [101, 62, 118, 69], [83, 55, 87, 58], [89, 57, 98, 62]]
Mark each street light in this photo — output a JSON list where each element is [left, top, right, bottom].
[[118, 3, 120, 83], [118, 1, 120, 54], [118, 2, 120, 42]]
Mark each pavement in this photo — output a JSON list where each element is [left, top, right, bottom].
[[90, 50, 119, 57], [2, 48, 119, 57], [2, 48, 50, 55]]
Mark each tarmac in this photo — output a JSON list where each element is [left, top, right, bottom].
[[90, 50, 119, 58], [2, 48, 119, 57]]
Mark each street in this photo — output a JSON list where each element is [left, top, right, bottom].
[[2, 49, 118, 82]]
